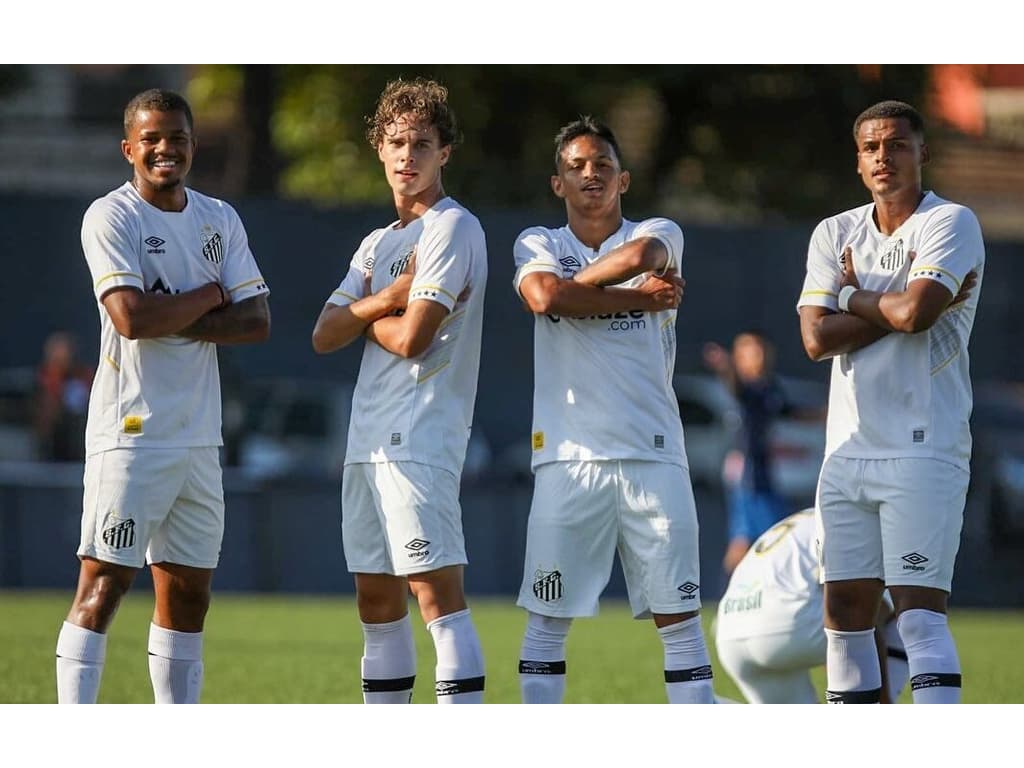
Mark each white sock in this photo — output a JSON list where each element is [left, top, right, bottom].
[[148, 623, 204, 704], [898, 609, 961, 704], [56, 621, 107, 704], [658, 616, 715, 704], [825, 627, 882, 703], [884, 619, 910, 702], [361, 614, 417, 704], [426, 609, 485, 704], [519, 612, 571, 704]]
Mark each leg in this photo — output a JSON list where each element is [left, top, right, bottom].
[[515, 462, 619, 704], [148, 562, 213, 704], [409, 566, 485, 704], [619, 462, 713, 703], [891, 586, 960, 704], [57, 557, 137, 703], [355, 572, 417, 704], [880, 459, 968, 704], [653, 611, 714, 703], [518, 612, 572, 703], [816, 456, 886, 703]]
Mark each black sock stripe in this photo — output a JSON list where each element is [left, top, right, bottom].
[[825, 688, 882, 703], [519, 660, 566, 675], [665, 664, 713, 683], [435, 676, 485, 696], [887, 647, 908, 662], [910, 672, 962, 690], [362, 675, 416, 693]]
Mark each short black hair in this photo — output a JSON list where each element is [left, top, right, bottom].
[[124, 89, 194, 138], [553, 116, 623, 170], [853, 100, 924, 143]]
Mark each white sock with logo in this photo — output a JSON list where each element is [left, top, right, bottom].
[[56, 621, 107, 704], [658, 616, 715, 703], [825, 627, 882, 703], [361, 613, 417, 704], [519, 612, 572, 704], [148, 623, 204, 704], [898, 609, 961, 704], [426, 609, 485, 704]]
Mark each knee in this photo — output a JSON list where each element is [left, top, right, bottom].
[[69, 572, 133, 630], [824, 584, 880, 630], [356, 582, 408, 624], [896, 608, 947, 647]]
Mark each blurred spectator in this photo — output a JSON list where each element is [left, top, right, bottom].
[[703, 331, 790, 576], [33, 331, 93, 461]]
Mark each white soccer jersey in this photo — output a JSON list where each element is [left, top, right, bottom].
[[327, 197, 487, 477], [797, 192, 984, 471], [81, 182, 269, 455], [716, 510, 821, 640], [513, 218, 687, 470]]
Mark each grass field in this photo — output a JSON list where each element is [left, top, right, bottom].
[[3, 590, 1023, 703]]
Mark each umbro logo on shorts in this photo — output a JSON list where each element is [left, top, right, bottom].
[[901, 552, 928, 571], [405, 538, 430, 560], [101, 517, 136, 550], [677, 581, 699, 599], [533, 569, 563, 602]]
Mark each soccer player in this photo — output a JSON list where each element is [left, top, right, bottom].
[[513, 117, 714, 704], [703, 331, 792, 575], [715, 509, 909, 704], [312, 78, 487, 704], [797, 100, 983, 704], [57, 88, 271, 704]]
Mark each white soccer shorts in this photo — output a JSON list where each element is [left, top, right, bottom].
[[516, 460, 701, 619], [815, 456, 968, 591], [342, 461, 467, 576], [79, 447, 224, 569]]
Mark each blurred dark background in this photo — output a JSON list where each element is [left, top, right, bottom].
[[2, 64, 1023, 604]]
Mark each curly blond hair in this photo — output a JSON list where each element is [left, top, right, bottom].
[[366, 78, 461, 150]]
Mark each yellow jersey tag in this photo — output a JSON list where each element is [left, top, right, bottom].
[[123, 416, 143, 434], [532, 431, 544, 451]]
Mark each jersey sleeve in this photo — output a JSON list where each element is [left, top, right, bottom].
[[796, 219, 841, 312], [220, 204, 270, 303], [907, 205, 984, 294], [81, 198, 145, 301], [512, 227, 561, 298], [407, 211, 479, 312], [631, 217, 684, 276], [325, 232, 379, 307]]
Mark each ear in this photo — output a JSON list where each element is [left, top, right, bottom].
[[920, 143, 930, 166], [619, 170, 631, 195], [551, 175, 565, 199], [439, 144, 451, 168], [121, 139, 132, 163], [377, 142, 386, 163]]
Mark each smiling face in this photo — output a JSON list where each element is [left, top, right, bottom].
[[377, 114, 450, 202], [551, 134, 630, 218], [855, 117, 928, 203], [121, 108, 195, 209]]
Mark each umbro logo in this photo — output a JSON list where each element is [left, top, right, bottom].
[[677, 581, 699, 599], [405, 538, 430, 551], [901, 552, 928, 571], [145, 236, 165, 254], [559, 254, 582, 277], [435, 681, 458, 695]]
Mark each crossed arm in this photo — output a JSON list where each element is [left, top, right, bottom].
[[311, 274, 448, 359], [519, 236, 682, 316], [102, 284, 270, 344]]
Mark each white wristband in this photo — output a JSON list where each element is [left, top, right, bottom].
[[838, 285, 858, 312]]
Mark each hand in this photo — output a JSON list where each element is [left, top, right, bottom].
[[637, 269, 684, 311], [839, 246, 859, 290], [380, 273, 413, 314], [950, 269, 977, 306], [703, 342, 730, 373]]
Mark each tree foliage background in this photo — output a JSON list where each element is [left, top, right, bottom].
[[187, 64, 926, 223]]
